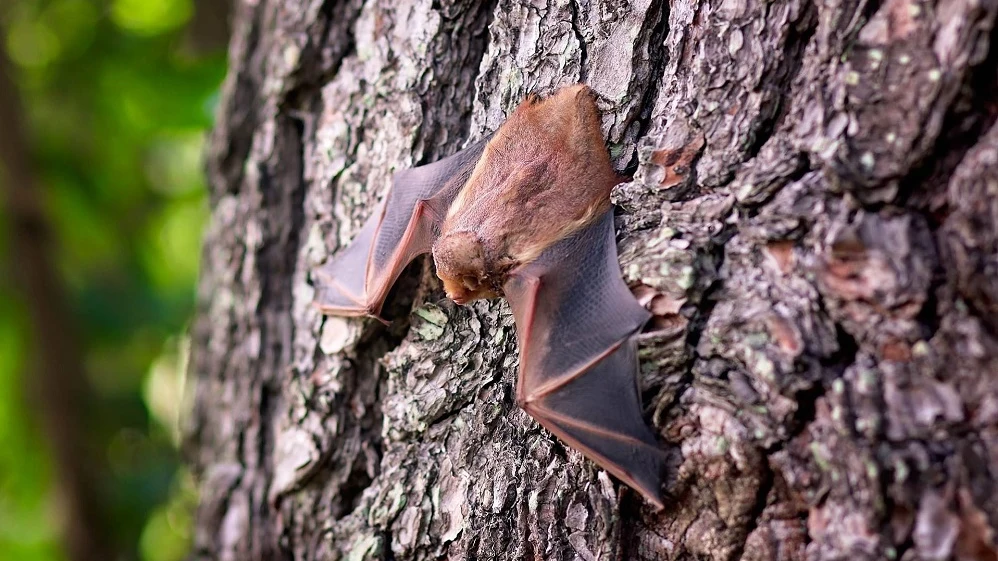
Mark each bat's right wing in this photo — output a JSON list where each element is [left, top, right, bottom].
[[313, 138, 488, 320], [503, 209, 666, 508]]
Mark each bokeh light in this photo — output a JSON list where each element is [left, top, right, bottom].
[[0, 1, 226, 559]]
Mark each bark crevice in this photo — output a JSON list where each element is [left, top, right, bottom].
[[190, 0, 998, 559]]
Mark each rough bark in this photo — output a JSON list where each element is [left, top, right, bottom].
[[188, 0, 998, 559]]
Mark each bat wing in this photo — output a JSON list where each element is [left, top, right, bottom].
[[313, 138, 488, 319], [503, 209, 665, 508]]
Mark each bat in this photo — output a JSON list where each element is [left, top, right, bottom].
[[313, 84, 666, 508]]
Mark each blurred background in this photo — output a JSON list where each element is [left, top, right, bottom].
[[0, 1, 228, 560]]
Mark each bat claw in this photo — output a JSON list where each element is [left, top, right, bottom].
[[312, 85, 666, 510]]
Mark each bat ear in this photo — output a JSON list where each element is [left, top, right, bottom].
[[433, 231, 485, 273]]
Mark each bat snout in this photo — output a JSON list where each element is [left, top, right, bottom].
[[440, 273, 494, 305], [449, 293, 471, 305]]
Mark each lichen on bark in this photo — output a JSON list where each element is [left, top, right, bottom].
[[188, 0, 998, 559]]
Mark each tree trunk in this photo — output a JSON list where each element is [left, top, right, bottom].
[[187, 0, 998, 558]]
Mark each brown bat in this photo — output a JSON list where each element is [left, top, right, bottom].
[[313, 84, 666, 508]]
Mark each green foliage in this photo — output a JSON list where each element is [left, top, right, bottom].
[[0, 1, 226, 559]]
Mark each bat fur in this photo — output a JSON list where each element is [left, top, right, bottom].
[[313, 84, 667, 508]]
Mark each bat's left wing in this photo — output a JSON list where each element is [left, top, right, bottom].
[[313, 138, 488, 319], [503, 209, 665, 508]]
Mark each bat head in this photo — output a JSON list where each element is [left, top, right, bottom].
[[431, 230, 501, 304]]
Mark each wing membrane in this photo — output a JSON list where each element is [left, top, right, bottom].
[[314, 138, 488, 318], [504, 209, 664, 507]]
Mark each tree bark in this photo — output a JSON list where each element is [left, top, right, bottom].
[[188, 0, 998, 559]]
